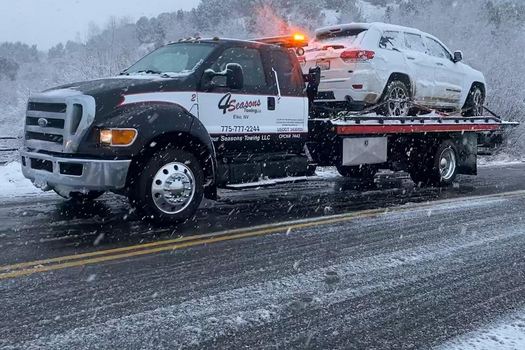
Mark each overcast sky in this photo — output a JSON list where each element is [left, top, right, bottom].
[[0, 0, 200, 50]]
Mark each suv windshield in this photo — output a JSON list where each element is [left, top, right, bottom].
[[124, 42, 216, 76]]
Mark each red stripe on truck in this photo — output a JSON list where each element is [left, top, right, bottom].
[[336, 123, 500, 135]]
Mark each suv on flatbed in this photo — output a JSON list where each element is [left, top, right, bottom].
[[302, 22, 486, 116]]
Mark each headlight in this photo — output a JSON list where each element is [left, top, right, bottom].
[[99, 128, 137, 147]]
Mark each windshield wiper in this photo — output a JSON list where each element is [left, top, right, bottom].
[[137, 69, 162, 74]]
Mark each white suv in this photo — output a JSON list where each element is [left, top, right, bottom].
[[302, 22, 486, 116]]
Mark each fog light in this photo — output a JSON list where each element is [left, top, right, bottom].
[[100, 128, 137, 146]]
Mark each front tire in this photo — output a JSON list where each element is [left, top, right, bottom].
[[129, 149, 204, 223], [462, 85, 485, 116]]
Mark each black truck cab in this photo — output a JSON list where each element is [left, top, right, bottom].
[[21, 38, 314, 222]]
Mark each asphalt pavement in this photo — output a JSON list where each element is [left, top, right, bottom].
[[1, 163, 525, 349]]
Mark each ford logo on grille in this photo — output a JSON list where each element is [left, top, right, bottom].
[[37, 118, 49, 127]]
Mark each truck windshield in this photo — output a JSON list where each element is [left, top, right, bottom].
[[124, 42, 216, 76]]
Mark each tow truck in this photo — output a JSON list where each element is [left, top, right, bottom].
[[20, 34, 515, 222]]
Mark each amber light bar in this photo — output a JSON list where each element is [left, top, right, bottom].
[[253, 33, 309, 48]]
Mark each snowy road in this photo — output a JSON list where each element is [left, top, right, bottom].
[[1, 163, 525, 349]]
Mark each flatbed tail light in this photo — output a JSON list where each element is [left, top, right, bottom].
[[100, 128, 137, 146], [340, 50, 375, 62]]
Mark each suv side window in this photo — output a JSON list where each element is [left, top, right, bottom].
[[424, 37, 453, 60], [267, 49, 304, 96], [404, 33, 426, 53], [379, 31, 403, 51], [211, 47, 267, 92]]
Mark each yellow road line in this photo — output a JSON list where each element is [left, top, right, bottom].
[[1, 189, 524, 280], [0, 208, 385, 273], [0, 212, 381, 280]]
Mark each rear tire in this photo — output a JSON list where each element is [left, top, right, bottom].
[[462, 85, 485, 116], [379, 80, 410, 117], [410, 140, 458, 187], [129, 149, 204, 223]]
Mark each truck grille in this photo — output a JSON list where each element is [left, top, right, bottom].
[[24, 93, 93, 154], [25, 102, 68, 151], [28, 102, 67, 113]]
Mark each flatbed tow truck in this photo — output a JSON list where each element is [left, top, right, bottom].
[[20, 34, 516, 222]]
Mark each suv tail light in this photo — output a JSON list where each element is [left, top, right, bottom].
[[297, 55, 306, 66], [340, 50, 375, 62]]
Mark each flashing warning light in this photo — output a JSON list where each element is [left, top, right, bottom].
[[253, 33, 309, 49], [293, 33, 306, 42]]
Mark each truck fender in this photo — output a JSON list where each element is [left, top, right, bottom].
[[100, 103, 217, 197]]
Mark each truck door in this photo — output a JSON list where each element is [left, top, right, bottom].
[[197, 45, 278, 153], [264, 48, 309, 147]]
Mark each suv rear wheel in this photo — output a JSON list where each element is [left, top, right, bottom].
[[379, 80, 410, 117]]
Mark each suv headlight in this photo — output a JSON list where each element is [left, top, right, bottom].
[[99, 128, 137, 147]]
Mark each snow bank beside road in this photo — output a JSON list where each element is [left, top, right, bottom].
[[438, 308, 525, 350], [0, 162, 44, 198]]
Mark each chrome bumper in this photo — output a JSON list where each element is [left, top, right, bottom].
[[20, 150, 131, 194]]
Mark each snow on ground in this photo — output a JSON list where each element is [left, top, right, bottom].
[[478, 153, 525, 167], [315, 166, 341, 179], [0, 161, 46, 198], [437, 308, 525, 350]]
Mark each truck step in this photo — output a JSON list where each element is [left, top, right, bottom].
[[225, 175, 320, 189]]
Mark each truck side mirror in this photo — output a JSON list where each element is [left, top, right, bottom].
[[225, 63, 244, 90], [453, 50, 463, 63], [304, 66, 321, 108]]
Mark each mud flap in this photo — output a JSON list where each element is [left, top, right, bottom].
[[452, 133, 477, 175]]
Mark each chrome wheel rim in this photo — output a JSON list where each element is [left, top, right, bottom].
[[151, 162, 195, 214], [387, 86, 409, 116], [439, 148, 456, 181], [472, 88, 484, 116]]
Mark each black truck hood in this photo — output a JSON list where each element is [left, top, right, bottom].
[[46, 75, 191, 96], [44, 74, 197, 121]]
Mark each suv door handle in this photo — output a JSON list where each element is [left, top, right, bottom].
[[407, 56, 416, 60], [436, 62, 444, 66]]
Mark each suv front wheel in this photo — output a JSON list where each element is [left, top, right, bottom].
[[462, 85, 485, 116]]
